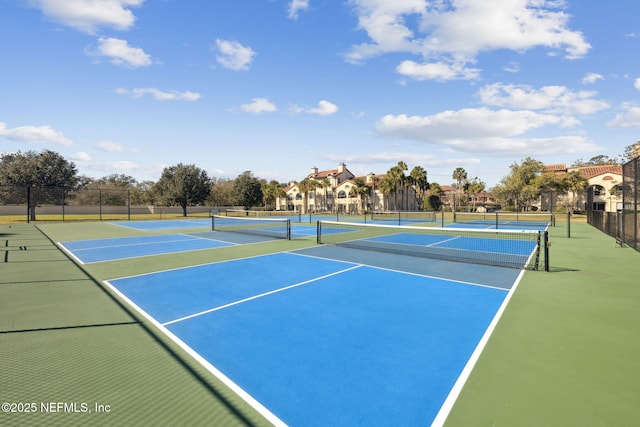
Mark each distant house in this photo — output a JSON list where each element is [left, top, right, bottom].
[[277, 163, 417, 214], [540, 164, 623, 212], [431, 185, 498, 212]]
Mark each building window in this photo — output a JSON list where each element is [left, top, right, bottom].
[[338, 190, 347, 199]]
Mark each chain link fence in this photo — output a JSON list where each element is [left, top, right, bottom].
[[0, 186, 210, 222], [622, 157, 639, 250]]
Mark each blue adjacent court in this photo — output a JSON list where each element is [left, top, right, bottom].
[[111, 218, 212, 230], [105, 251, 519, 426], [59, 234, 234, 264]]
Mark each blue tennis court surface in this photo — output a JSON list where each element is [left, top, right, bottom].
[[106, 251, 517, 426], [111, 218, 211, 230], [59, 234, 233, 263]]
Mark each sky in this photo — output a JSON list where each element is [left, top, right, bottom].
[[1, 0, 639, 189]]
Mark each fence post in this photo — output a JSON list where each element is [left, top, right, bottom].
[[26, 186, 31, 223]]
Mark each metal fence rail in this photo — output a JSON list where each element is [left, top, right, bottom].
[[0, 185, 211, 222]]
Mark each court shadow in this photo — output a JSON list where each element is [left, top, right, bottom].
[[548, 266, 580, 273]]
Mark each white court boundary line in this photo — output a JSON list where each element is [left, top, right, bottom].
[[429, 268, 527, 427], [102, 277, 290, 427], [103, 248, 522, 426], [103, 257, 364, 427]]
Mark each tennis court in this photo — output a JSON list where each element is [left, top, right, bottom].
[[60, 217, 542, 426], [47, 218, 544, 425], [102, 250, 519, 426], [5, 220, 640, 426]]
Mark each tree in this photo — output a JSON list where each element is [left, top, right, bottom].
[[70, 174, 138, 207], [349, 177, 369, 214], [452, 167, 468, 211], [623, 141, 640, 161], [563, 170, 589, 212], [385, 162, 407, 210], [377, 176, 394, 211], [209, 177, 235, 207], [424, 182, 443, 211], [409, 165, 429, 210], [572, 155, 620, 167], [154, 163, 212, 216], [262, 180, 286, 210], [493, 157, 545, 211], [0, 149, 79, 220], [319, 177, 331, 212], [232, 171, 263, 211], [298, 178, 319, 214], [465, 178, 486, 211], [536, 172, 566, 212]]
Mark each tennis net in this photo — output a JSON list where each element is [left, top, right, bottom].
[[212, 215, 291, 240], [454, 212, 555, 228], [317, 220, 548, 271], [367, 210, 437, 225], [223, 209, 301, 222]]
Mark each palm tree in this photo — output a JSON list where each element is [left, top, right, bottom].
[[465, 178, 485, 212], [409, 165, 428, 210], [349, 177, 369, 214], [298, 179, 319, 214], [368, 173, 380, 211], [320, 177, 331, 212], [452, 167, 468, 211], [396, 161, 409, 210], [378, 176, 395, 211], [385, 162, 407, 210]]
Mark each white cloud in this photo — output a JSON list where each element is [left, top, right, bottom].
[[307, 100, 338, 116], [240, 98, 277, 113], [582, 72, 604, 84], [92, 37, 152, 67], [346, 0, 590, 81], [0, 122, 73, 146], [28, 0, 143, 34], [215, 39, 256, 71], [607, 103, 640, 128], [477, 83, 609, 115], [95, 141, 126, 152], [503, 62, 520, 73], [396, 60, 481, 81], [70, 151, 92, 162], [291, 100, 339, 116], [288, 0, 309, 20], [116, 87, 201, 101], [635, 77, 640, 91], [374, 108, 600, 156]]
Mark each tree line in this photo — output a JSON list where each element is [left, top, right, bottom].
[[1, 144, 638, 219]]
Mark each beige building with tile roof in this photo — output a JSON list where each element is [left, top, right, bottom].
[[540, 164, 623, 212], [277, 163, 417, 214]]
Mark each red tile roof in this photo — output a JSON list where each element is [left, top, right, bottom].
[[544, 164, 567, 172], [572, 165, 622, 179]]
